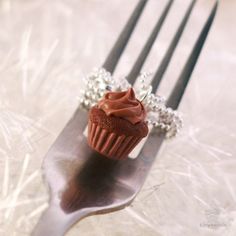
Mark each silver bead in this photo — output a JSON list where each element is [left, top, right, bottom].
[[85, 91, 92, 98], [152, 121, 158, 127], [84, 100, 89, 107], [165, 125, 170, 131]]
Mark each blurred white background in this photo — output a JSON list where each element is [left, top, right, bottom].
[[0, 0, 235, 235]]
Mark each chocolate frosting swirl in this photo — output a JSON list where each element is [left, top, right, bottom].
[[98, 88, 146, 124]]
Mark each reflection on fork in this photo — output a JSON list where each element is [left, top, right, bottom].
[[61, 153, 123, 213]]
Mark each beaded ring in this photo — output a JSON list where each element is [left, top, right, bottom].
[[79, 68, 183, 138]]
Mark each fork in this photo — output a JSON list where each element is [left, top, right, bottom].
[[32, 0, 218, 235]]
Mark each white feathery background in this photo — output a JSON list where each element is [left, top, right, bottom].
[[0, 0, 235, 235]]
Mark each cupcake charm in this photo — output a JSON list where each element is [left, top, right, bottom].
[[88, 88, 148, 160], [80, 68, 183, 159]]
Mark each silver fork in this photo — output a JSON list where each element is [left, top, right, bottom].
[[32, 0, 218, 235]]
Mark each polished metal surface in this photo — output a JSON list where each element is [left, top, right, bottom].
[[32, 1, 218, 235]]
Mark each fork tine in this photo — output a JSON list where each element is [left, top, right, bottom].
[[151, 0, 196, 92], [102, 0, 148, 74], [126, 0, 174, 85], [166, 1, 218, 109]]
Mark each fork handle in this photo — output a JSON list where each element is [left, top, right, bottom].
[[32, 204, 86, 236]]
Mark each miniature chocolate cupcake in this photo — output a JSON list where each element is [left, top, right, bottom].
[[87, 88, 148, 160]]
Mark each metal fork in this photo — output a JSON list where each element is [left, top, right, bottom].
[[32, 0, 218, 235]]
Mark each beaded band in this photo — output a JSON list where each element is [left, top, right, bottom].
[[79, 68, 183, 138]]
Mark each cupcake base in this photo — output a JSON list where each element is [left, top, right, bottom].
[[88, 121, 142, 160]]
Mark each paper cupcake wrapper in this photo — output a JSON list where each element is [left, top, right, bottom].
[[88, 121, 142, 160]]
